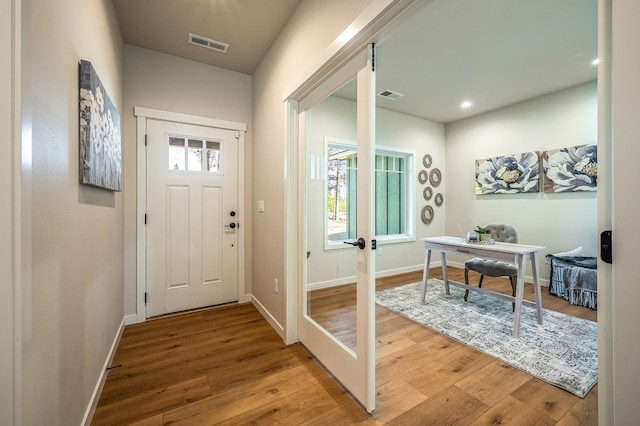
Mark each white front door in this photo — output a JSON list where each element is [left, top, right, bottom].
[[146, 119, 239, 317]]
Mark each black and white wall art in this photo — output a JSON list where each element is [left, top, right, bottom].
[[79, 59, 122, 191]]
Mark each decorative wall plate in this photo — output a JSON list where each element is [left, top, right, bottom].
[[423, 187, 433, 200], [429, 168, 442, 187], [422, 154, 432, 168], [418, 170, 428, 184], [421, 205, 434, 224], [434, 193, 444, 206]]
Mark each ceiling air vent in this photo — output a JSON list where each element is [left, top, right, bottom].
[[377, 89, 404, 101], [188, 33, 229, 53]]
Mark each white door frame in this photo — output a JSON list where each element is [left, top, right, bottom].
[[134, 107, 249, 322]]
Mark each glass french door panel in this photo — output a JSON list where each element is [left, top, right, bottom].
[[306, 75, 358, 350]]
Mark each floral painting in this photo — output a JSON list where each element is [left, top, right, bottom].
[[543, 144, 597, 193], [475, 152, 540, 195], [79, 60, 121, 191]]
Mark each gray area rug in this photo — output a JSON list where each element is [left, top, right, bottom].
[[376, 280, 598, 398]]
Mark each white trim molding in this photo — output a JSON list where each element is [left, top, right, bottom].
[[81, 318, 125, 425]]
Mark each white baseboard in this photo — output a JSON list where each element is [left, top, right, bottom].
[[376, 264, 427, 279], [251, 295, 285, 342], [308, 261, 550, 290], [308, 263, 436, 291], [81, 317, 126, 426], [124, 314, 138, 325]]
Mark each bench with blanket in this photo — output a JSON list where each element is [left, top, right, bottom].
[[545, 254, 597, 309]]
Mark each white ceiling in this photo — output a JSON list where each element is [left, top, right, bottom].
[[112, 0, 302, 75], [112, 0, 597, 123], [374, 0, 597, 123]]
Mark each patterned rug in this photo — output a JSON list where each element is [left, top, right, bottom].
[[376, 280, 598, 398]]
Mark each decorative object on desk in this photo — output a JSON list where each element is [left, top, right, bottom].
[[543, 144, 597, 193], [475, 151, 539, 195], [423, 186, 432, 200], [474, 225, 492, 242], [79, 59, 122, 191], [418, 169, 428, 184], [422, 153, 432, 168], [429, 168, 442, 187], [466, 232, 478, 241], [434, 192, 443, 207], [420, 205, 434, 225], [376, 281, 598, 398], [464, 238, 495, 245]]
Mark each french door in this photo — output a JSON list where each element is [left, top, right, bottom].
[[297, 46, 376, 412]]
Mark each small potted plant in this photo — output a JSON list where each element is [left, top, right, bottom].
[[474, 226, 492, 242]]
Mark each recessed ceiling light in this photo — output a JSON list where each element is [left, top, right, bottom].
[[460, 100, 473, 108], [591, 58, 600, 65]]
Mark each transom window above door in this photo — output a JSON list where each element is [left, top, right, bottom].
[[168, 135, 221, 173]]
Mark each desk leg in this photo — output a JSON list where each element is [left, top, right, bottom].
[[440, 252, 450, 295], [512, 254, 526, 338], [530, 253, 543, 325], [421, 249, 432, 304]]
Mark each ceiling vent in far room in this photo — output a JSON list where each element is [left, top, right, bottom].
[[377, 89, 404, 101], [188, 33, 229, 53]]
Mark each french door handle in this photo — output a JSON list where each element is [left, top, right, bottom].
[[344, 237, 366, 250], [225, 223, 237, 229]]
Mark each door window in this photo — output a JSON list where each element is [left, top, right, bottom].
[[168, 135, 222, 173]]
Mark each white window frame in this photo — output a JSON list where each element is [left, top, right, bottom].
[[323, 137, 415, 250]]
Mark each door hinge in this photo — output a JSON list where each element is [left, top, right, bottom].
[[144, 292, 148, 304], [371, 43, 375, 72], [235, 130, 240, 139], [144, 134, 148, 146], [144, 213, 147, 224]]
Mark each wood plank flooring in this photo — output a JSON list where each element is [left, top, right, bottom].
[[92, 267, 597, 425]]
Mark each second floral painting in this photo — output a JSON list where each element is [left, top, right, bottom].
[[543, 144, 597, 193]]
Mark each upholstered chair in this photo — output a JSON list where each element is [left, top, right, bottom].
[[464, 224, 518, 310]]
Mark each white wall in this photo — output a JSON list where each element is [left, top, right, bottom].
[[252, 0, 374, 331], [609, 0, 640, 422], [30, 0, 123, 424], [122, 45, 253, 317], [306, 95, 445, 286], [445, 82, 598, 272], [1, 0, 15, 422]]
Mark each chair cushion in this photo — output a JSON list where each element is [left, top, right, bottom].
[[465, 257, 517, 277]]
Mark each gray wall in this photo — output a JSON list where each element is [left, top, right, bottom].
[[252, 0, 374, 332], [445, 82, 598, 271], [29, 0, 123, 423], [122, 45, 253, 317]]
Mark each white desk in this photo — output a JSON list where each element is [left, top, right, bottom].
[[421, 236, 545, 337]]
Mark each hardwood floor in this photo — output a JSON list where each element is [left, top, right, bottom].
[[92, 267, 597, 425]]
